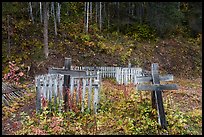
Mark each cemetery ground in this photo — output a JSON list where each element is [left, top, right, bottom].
[[2, 77, 202, 135], [2, 29, 202, 135]]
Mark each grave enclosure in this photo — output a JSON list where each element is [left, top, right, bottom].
[[35, 57, 178, 129]]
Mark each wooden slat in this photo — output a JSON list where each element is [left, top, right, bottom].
[[71, 75, 98, 79], [76, 79, 80, 104], [48, 75, 52, 103], [93, 79, 99, 114], [136, 84, 178, 91], [88, 78, 92, 111], [59, 75, 64, 112], [81, 78, 86, 112], [43, 75, 48, 99], [135, 75, 174, 83], [49, 68, 86, 77], [70, 77, 74, 111], [54, 76, 57, 110]]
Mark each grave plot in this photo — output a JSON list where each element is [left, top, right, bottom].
[[34, 57, 178, 129], [35, 58, 100, 114]]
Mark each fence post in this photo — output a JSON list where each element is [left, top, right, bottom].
[[88, 78, 92, 111], [96, 71, 100, 108], [76, 79, 80, 105], [53, 75, 58, 111], [93, 78, 99, 114], [81, 78, 86, 112], [59, 75, 64, 113], [70, 77, 74, 111], [64, 57, 71, 112], [115, 67, 118, 83], [48, 75, 52, 110], [43, 75, 47, 100]]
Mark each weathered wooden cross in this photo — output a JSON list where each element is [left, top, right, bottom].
[[136, 63, 178, 129], [48, 57, 86, 112]]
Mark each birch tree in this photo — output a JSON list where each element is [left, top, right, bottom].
[[117, 2, 119, 32], [90, 2, 92, 21], [107, 3, 110, 29], [99, 2, 102, 32], [95, 2, 98, 23], [40, 2, 42, 23], [43, 2, 49, 58], [51, 2, 57, 35], [29, 2, 34, 24], [47, 4, 50, 20], [56, 2, 61, 24], [84, 2, 87, 32], [85, 2, 89, 33]]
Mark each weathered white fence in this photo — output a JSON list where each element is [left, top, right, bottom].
[[70, 73, 100, 113], [35, 74, 64, 113], [71, 66, 116, 78], [35, 71, 100, 114], [71, 66, 143, 85], [116, 67, 143, 85]]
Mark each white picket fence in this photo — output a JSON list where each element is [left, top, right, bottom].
[[35, 74, 64, 113], [71, 66, 116, 78], [71, 66, 143, 85], [35, 71, 100, 114], [115, 67, 143, 85], [35, 66, 144, 114]]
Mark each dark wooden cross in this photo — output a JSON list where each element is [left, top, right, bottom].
[[48, 57, 86, 112], [136, 63, 178, 129]]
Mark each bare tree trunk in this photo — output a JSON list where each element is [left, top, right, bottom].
[[47, 4, 50, 20], [29, 2, 34, 24], [57, 2, 61, 24], [107, 3, 110, 30], [51, 2, 57, 36], [40, 2, 43, 23], [43, 2, 49, 58], [90, 2, 92, 21], [84, 2, 87, 33], [99, 2, 102, 32], [141, 2, 144, 24], [95, 2, 98, 24], [136, 2, 142, 24], [131, 2, 134, 16], [103, 3, 106, 28], [85, 2, 89, 33], [117, 2, 119, 32], [34, 2, 38, 17], [7, 15, 11, 57]]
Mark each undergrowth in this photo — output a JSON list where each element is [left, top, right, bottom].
[[12, 80, 202, 135]]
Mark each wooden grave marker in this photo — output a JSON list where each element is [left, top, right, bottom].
[[136, 63, 178, 129]]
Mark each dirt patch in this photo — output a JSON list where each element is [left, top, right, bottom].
[[162, 78, 202, 113]]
